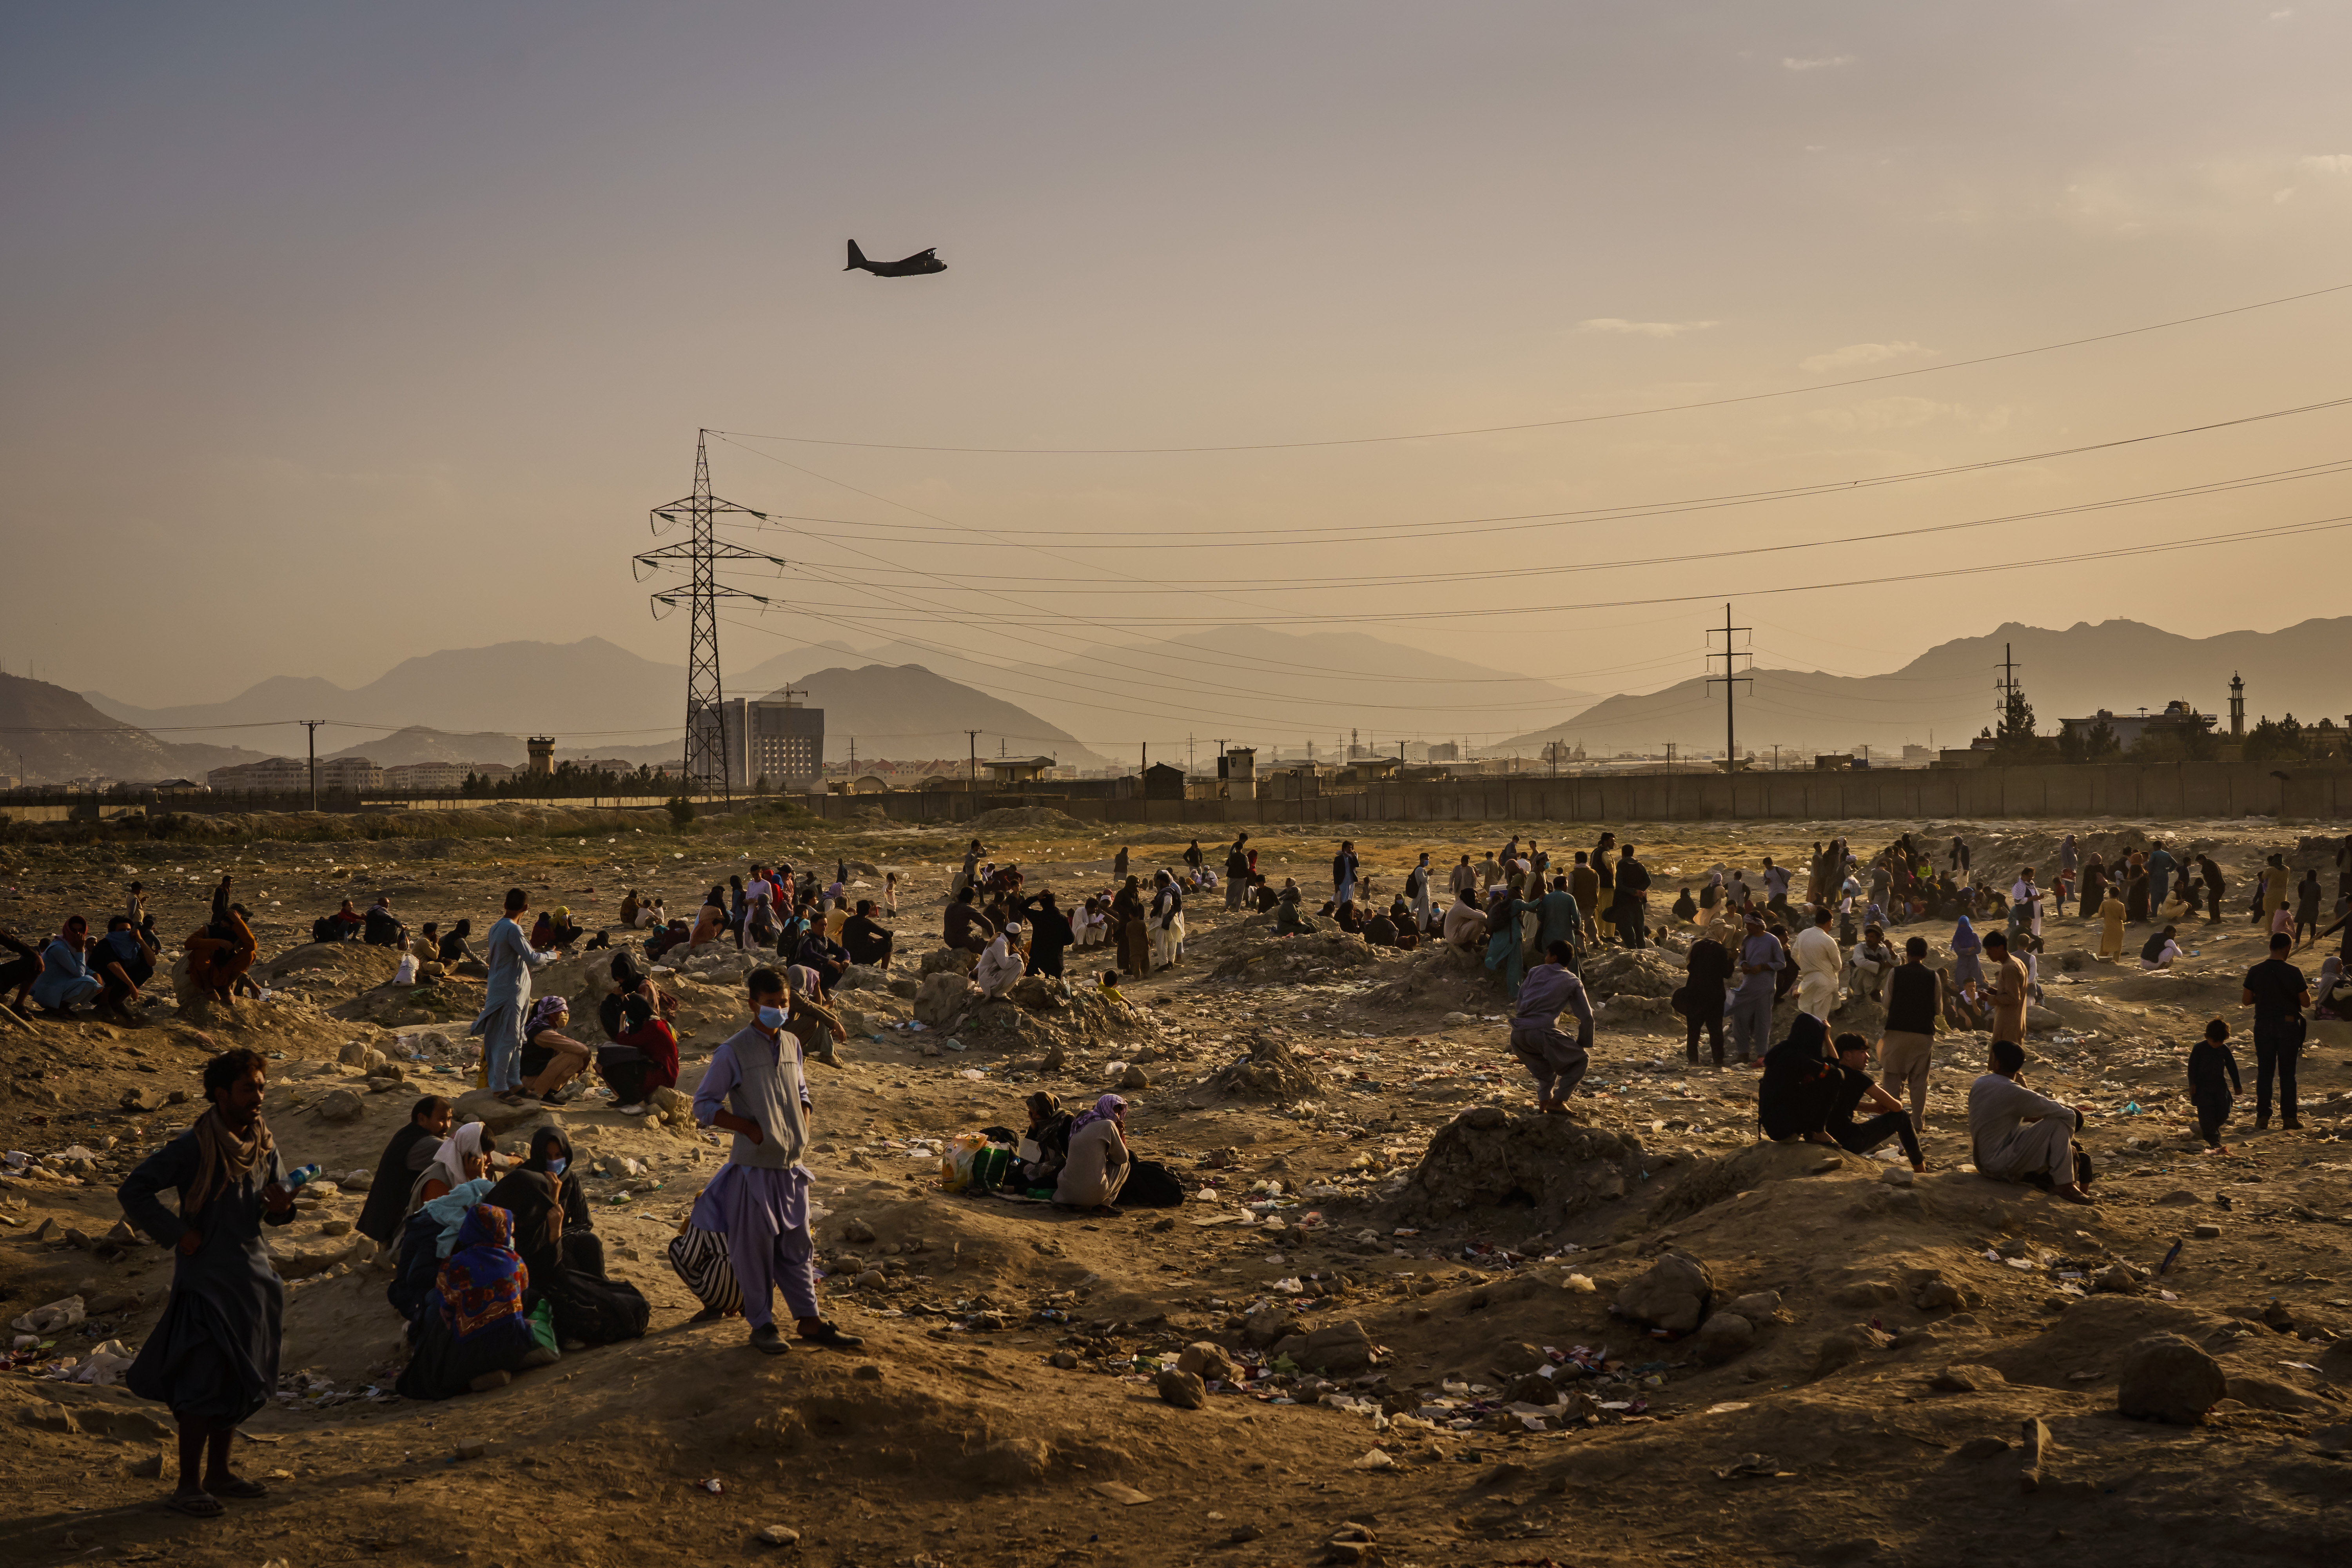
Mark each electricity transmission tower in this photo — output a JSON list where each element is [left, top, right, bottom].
[[635, 431, 772, 797], [1704, 603, 1752, 772]]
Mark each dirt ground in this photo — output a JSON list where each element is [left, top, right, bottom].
[[2, 811, 2348, 1568]]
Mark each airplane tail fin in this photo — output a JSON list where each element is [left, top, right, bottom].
[[846, 238, 867, 272]]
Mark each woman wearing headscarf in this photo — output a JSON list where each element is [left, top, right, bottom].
[[2125, 855, 2151, 924], [1112, 877, 1149, 978], [690, 888, 728, 948], [1054, 1094, 1130, 1214], [1015, 1091, 1076, 1187], [1755, 1013, 1841, 1144], [514, 995, 593, 1105], [2316, 955, 2346, 1019], [410, 1120, 494, 1213], [482, 1126, 648, 1347], [599, 994, 680, 1112], [395, 1203, 551, 1400], [1334, 898, 1364, 936], [1483, 882, 1533, 1001], [116, 1047, 296, 1516]]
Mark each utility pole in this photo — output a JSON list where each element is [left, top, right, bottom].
[[301, 720, 324, 811], [1188, 733, 1194, 775], [1771, 744, 1781, 772], [1996, 641, 2020, 729], [1704, 602, 1751, 772], [967, 730, 981, 795], [635, 430, 773, 801]]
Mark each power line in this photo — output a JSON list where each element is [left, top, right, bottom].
[[711, 391, 2352, 548], [710, 278, 2352, 454]]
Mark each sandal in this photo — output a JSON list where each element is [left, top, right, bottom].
[[168, 1491, 223, 1518], [210, 1475, 269, 1499]]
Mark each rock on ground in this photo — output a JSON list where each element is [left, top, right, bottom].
[[2117, 1333, 2228, 1425], [1613, 1251, 1714, 1335], [1399, 1108, 1643, 1221]]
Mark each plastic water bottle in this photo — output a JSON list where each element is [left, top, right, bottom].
[[283, 1163, 324, 1189]]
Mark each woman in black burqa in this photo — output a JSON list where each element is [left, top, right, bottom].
[[480, 1125, 650, 1347], [117, 1047, 298, 1517]]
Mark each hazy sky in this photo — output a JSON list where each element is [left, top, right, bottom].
[[7, 1, 2351, 751]]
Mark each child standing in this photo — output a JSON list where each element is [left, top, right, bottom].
[[2187, 1017, 2242, 1156]]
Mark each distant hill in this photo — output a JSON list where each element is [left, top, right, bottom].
[[84, 637, 682, 754], [732, 624, 1596, 750], [324, 728, 530, 768], [0, 673, 271, 783], [1502, 617, 2352, 757], [773, 664, 1114, 769]]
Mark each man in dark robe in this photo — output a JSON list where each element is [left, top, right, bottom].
[[840, 900, 895, 968], [117, 1048, 297, 1517], [356, 1095, 454, 1245]]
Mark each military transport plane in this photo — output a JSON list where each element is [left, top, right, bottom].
[[845, 240, 946, 277]]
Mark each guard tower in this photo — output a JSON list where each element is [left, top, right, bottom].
[[527, 737, 555, 777]]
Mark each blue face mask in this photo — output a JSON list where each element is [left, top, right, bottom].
[[756, 1004, 786, 1030], [543, 1156, 566, 1176]]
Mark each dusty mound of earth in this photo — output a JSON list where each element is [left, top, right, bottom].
[[1360, 940, 1492, 1014], [1195, 1031, 1330, 1101], [1210, 929, 1392, 983], [1395, 1105, 1652, 1223]]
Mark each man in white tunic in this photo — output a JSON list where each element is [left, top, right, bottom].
[[1791, 905, 1844, 1023], [1968, 1039, 2094, 1205]]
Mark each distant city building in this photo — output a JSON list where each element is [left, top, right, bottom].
[[1425, 741, 1459, 762], [982, 755, 1058, 784], [700, 690, 825, 791], [1900, 744, 1934, 764], [384, 761, 468, 791], [207, 756, 380, 791], [2057, 700, 2216, 751]]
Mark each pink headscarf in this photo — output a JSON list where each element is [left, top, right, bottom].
[[1072, 1093, 1125, 1132]]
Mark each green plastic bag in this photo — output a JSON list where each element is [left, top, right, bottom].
[[526, 1299, 560, 1358]]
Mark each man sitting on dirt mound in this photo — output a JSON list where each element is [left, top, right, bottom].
[[1969, 1038, 2096, 1205], [1509, 939, 1595, 1114]]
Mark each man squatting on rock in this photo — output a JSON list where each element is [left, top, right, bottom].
[[1508, 939, 1595, 1114]]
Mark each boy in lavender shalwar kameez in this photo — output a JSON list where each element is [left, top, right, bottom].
[[690, 966, 865, 1356]]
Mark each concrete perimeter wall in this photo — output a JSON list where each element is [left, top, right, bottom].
[[794, 761, 2352, 826]]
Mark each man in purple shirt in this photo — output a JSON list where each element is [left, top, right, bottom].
[[691, 966, 864, 1356], [1510, 940, 1597, 1113]]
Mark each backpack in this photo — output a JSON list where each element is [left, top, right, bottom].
[[1121, 1158, 1185, 1208]]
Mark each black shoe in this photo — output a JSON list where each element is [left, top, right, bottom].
[[748, 1324, 791, 1355], [2256, 1115, 2272, 1131], [2283, 1118, 2303, 1131], [796, 1319, 865, 1350]]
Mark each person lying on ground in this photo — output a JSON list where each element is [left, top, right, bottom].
[[1055, 1094, 1129, 1215], [599, 993, 680, 1112], [1825, 1032, 1925, 1171], [1969, 1038, 2095, 1205], [516, 995, 594, 1104]]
